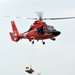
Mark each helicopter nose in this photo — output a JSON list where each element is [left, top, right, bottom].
[[52, 31, 61, 36]]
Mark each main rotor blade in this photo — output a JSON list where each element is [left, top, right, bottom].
[[3, 15, 38, 20], [3, 15, 26, 19], [44, 17, 75, 20], [27, 18, 37, 20]]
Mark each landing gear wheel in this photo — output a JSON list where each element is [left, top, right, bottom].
[[42, 40, 45, 45], [51, 37, 56, 41], [43, 42, 45, 45], [52, 38, 55, 41], [32, 41, 34, 44]]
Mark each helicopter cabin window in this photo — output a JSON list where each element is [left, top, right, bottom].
[[37, 26, 44, 35], [42, 22, 46, 25]]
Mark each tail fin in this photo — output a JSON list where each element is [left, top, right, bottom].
[[9, 21, 20, 42]]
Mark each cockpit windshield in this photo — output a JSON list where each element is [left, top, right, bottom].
[[43, 25, 56, 34], [47, 26, 56, 31]]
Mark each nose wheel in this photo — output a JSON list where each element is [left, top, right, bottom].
[[51, 37, 56, 41]]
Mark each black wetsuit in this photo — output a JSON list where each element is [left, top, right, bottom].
[[25, 70, 33, 74]]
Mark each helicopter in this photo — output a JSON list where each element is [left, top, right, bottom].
[[9, 12, 75, 44]]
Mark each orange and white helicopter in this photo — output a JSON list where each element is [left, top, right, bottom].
[[8, 12, 75, 44]]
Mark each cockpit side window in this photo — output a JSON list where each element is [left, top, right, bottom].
[[43, 26, 49, 34]]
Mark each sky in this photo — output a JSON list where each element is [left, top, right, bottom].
[[0, 0, 75, 75]]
